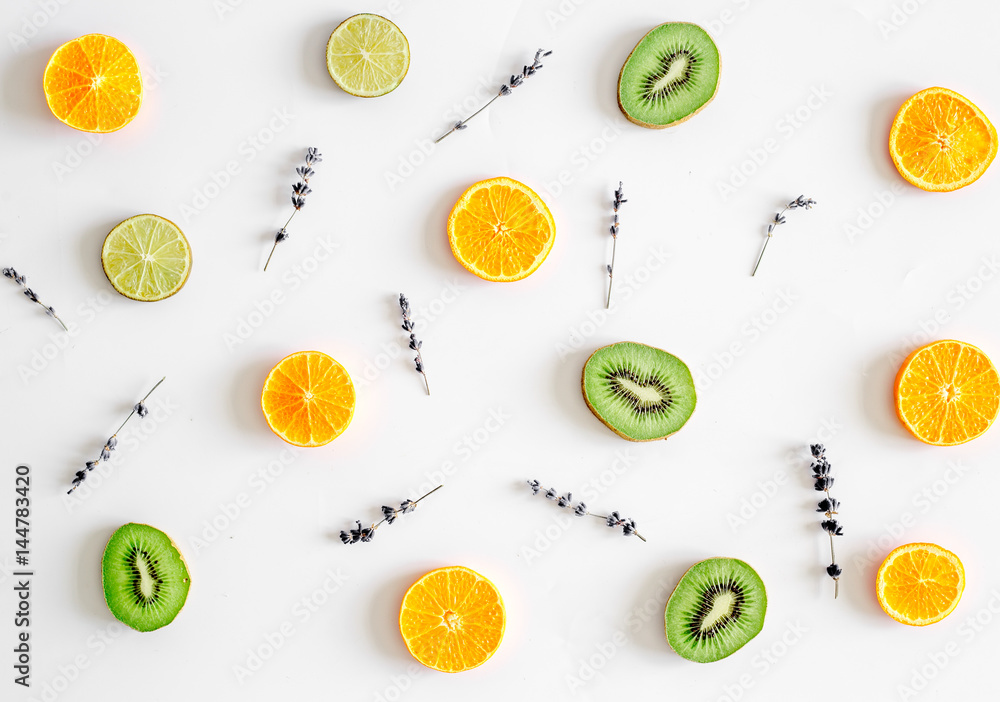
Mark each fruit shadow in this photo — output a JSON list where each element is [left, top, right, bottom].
[[840, 545, 887, 618], [869, 93, 913, 181], [78, 215, 133, 296], [76, 526, 114, 620], [0, 44, 56, 124], [592, 26, 644, 124], [228, 355, 278, 435], [551, 347, 602, 434], [627, 563, 683, 655], [368, 566, 429, 661], [423, 182, 475, 276], [860, 344, 912, 440]]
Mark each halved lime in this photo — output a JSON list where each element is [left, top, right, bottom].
[[326, 14, 409, 98], [102, 214, 192, 302]]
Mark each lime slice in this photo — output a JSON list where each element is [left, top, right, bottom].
[[326, 14, 409, 97], [102, 214, 192, 302]]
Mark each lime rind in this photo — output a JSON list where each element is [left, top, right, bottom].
[[327, 14, 410, 98], [102, 214, 191, 301]]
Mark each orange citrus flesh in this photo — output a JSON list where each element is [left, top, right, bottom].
[[876, 543, 965, 626], [894, 339, 1000, 446], [889, 87, 997, 192], [261, 351, 356, 447], [447, 177, 556, 282], [399, 566, 505, 673], [43, 34, 143, 133]]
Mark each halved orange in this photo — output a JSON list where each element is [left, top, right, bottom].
[[894, 339, 1000, 446], [889, 87, 997, 192], [447, 177, 556, 282], [876, 543, 965, 626], [43, 34, 143, 133], [261, 351, 356, 447], [399, 566, 505, 673]]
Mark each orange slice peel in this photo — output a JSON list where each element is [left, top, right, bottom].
[[447, 177, 556, 282], [876, 543, 965, 626], [399, 566, 505, 673], [889, 87, 997, 192], [261, 351, 356, 447], [43, 34, 143, 133], [894, 339, 1000, 446]]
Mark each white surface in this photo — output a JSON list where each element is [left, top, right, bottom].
[[2, 0, 1000, 699]]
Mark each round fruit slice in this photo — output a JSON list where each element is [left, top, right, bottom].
[[261, 351, 356, 447], [877, 543, 965, 626], [665, 557, 766, 663], [894, 339, 1000, 446], [102, 523, 190, 632], [102, 214, 192, 302], [326, 14, 410, 97], [889, 87, 997, 192], [399, 566, 505, 673], [617, 22, 721, 129], [582, 341, 697, 441], [44, 34, 143, 133], [447, 177, 556, 282]]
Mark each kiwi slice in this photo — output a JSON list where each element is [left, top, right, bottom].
[[102, 523, 190, 632], [617, 22, 720, 129], [665, 558, 767, 663], [581, 341, 696, 441]]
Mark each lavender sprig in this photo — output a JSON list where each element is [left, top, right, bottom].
[[606, 182, 627, 309], [526, 480, 646, 542], [3, 267, 68, 331], [68, 377, 165, 494], [339, 485, 442, 545], [751, 195, 816, 276], [263, 147, 322, 272], [435, 49, 552, 144], [809, 443, 843, 599], [399, 293, 430, 395]]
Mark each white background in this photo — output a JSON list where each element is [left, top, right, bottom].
[[2, 0, 1000, 700]]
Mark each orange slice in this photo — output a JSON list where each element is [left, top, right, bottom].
[[447, 177, 556, 282], [399, 566, 505, 673], [44, 34, 143, 133], [894, 339, 1000, 446], [889, 87, 997, 192], [261, 351, 356, 447], [876, 543, 965, 626]]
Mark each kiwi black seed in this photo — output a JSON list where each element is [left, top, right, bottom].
[[581, 341, 697, 441], [102, 523, 190, 632], [618, 22, 721, 129], [665, 558, 767, 663]]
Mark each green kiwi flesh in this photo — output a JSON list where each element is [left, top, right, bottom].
[[617, 22, 720, 128], [665, 558, 767, 663], [102, 523, 190, 632], [582, 341, 696, 441]]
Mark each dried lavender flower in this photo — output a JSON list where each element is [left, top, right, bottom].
[[338, 485, 442, 546], [3, 267, 68, 331], [751, 195, 816, 276], [435, 49, 552, 143], [399, 293, 430, 395], [809, 443, 843, 599], [605, 182, 627, 309], [263, 147, 322, 271], [526, 480, 646, 542], [68, 377, 165, 494]]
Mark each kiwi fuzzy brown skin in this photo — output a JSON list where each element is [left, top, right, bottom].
[[102, 523, 191, 632], [616, 22, 721, 130], [664, 557, 767, 663], [580, 341, 697, 442]]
